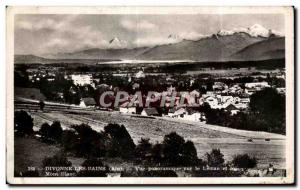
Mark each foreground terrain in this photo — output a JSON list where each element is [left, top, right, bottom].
[[25, 108, 285, 169]]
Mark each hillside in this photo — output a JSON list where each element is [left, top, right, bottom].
[[138, 32, 266, 61], [230, 37, 285, 61], [46, 47, 151, 60], [14, 55, 53, 64]]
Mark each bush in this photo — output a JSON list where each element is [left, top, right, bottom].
[[77, 158, 107, 177], [232, 154, 257, 169], [135, 138, 152, 162], [42, 153, 72, 167], [39, 121, 63, 143], [14, 110, 34, 136], [51, 121, 63, 141], [42, 153, 76, 177], [206, 149, 225, 168], [72, 124, 106, 157], [61, 130, 79, 152], [151, 143, 163, 165], [104, 124, 135, 159], [40, 122, 51, 136]]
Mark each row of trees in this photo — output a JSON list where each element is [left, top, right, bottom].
[[14, 110, 258, 177], [37, 146, 256, 177]]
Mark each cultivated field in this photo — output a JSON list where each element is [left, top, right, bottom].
[[27, 109, 286, 169]]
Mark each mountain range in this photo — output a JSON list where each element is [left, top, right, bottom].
[[15, 24, 285, 64]]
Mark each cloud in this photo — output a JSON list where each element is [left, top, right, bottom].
[[15, 15, 111, 54], [133, 36, 181, 47], [15, 16, 71, 31], [14, 14, 284, 55], [120, 19, 157, 31], [178, 31, 209, 40], [133, 31, 209, 47]]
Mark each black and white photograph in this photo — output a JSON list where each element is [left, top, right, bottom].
[[6, 6, 294, 184]]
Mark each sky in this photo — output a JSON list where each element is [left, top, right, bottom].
[[14, 14, 284, 55]]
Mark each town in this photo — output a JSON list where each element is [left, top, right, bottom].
[[15, 63, 286, 134]]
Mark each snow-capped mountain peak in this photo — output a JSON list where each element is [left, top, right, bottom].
[[217, 24, 283, 38], [247, 24, 270, 37], [168, 34, 181, 40], [217, 29, 235, 36], [109, 37, 127, 49]]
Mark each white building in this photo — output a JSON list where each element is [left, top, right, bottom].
[[245, 82, 270, 89], [245, 82, 270, 95], [71, 74, 93, 86], [169, 107, 203, 122], [135, 71, 145, 78], [225, 104, 240, 115], [79, 98, 96, 108], [119, 102, 136, 114], [204, 96, 219, 109], [182, 112, 202, 122], [276, 88, 286, 94], [141, 108, 159, 116]]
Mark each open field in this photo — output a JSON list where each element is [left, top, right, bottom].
[[23, 108, 285, 169]]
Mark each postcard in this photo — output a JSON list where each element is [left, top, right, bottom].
[[6, 6, 294, 184]]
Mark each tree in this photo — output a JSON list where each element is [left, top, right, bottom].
[[14, 110, 34, 136], [104, 124, 135, 159], [39, 122, 51, 140], [61, 130, 79, 152], [39, 100, 45, 111], [39, 121, 63, 143], [249, 88, 286, 134], [77, 158, 107, 177], [182, 140, 198, 166], [232, 154, 257, 170], [162, 132, 185, 166], [206, 149, 225, 168], [14, 70, 30, 88], [50, 121, 63, 142], [72, 124, 106, 157], [151, 143, 163, 165], [135, 138, 152, 161], [162, 132, 199, 166], [250, 88, 285, 116]]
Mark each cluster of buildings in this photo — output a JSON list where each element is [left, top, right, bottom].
[[26, 67, 58, 83], [114, 80, 284, 122], [70, 74, 94, 87], [27, 66, 95, 87], [24, 67, 285, 123]]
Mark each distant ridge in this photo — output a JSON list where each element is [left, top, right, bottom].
[[15, 28, 285, 63], [230, 37, 285, 61], [14, 54, 53, 64]]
